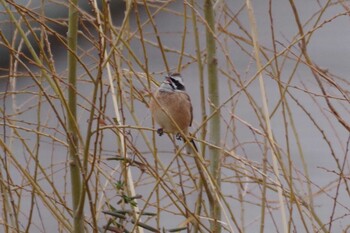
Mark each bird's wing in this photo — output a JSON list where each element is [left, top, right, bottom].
[[185, 92, 193, 127]]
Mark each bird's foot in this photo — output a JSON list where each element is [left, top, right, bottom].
[[157, 128, 164, 136], [175, 133, 183, 141]]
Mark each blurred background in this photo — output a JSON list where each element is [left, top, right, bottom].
[[1, 0, 350, 232]]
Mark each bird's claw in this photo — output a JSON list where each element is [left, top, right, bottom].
[[157, 128, 164, 136], [175, 133, 182, 141]]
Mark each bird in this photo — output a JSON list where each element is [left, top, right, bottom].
[[149, 73, 198, 153]]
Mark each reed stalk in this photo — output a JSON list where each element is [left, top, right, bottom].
[[96, 1, 144, 232], [190, 0, 207, 232], [246, 0, 288, 232]]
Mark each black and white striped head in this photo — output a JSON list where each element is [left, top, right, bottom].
[[159, 73, 186, 92]]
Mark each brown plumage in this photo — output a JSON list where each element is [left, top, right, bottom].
[[149, 73, 197, 153], [150, 90, 193, 135]]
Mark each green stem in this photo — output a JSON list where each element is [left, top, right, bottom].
[[204, 1, 221, 232], [67, 0, 84, 232]]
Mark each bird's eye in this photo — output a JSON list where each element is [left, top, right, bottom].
[[170, 77, 185, 91]]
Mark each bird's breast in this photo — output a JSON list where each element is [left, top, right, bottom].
[[150, 91, 192, 134]]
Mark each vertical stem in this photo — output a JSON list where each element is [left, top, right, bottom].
[[190, 0, 206, 232], [25, 1, 45, 231], [177, 2, 187, 72], [2, 6, 18, 231], [245, 0, 287, 232], [67, 0, 84, 232], [142, 0, 169, 72], [100, 1, 144, 232], [204, 1, 221, 232]]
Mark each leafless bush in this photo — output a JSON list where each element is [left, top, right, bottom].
[[1, 0, 350, 232]]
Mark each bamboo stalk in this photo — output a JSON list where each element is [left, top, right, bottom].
[[204, 1, 221, 232]]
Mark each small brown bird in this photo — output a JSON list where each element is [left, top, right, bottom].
[[149, 73, 197, 153]]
